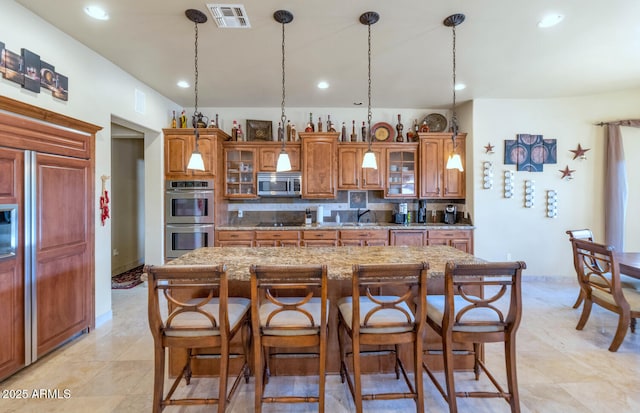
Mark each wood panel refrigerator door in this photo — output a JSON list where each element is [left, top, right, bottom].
[[34, 152, 92, 357], [0, 147, 25, 380]]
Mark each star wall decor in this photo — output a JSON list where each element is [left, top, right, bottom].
[[560, 165, 575, 179], [570, 144, 590, 160], [484, 142, 495, 154]]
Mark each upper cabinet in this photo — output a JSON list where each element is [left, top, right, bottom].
[[419, 133, 466, 199], [385, 143, 418, 199], [300, 132, 338, 199], [164, 128, 229, 179], [224, 146, 258, 198], [337, 143, 385, 190], [258, 143, 301, 172]]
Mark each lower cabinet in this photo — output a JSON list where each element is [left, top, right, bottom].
[[426, 230, 473, 253], [215, 230, 254, 247], [390, 230, 426, 246], [255, 230, 300, 247], [339, 229, 389, 246], [302, 230, 338, 247]]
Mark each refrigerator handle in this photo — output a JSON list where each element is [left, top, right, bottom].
[[24, 150, 37, 365]]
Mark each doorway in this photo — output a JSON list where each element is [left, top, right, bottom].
[[110, 122, 145, 275]]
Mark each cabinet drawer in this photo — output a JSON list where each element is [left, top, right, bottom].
[[217, 231, 254, 241], [303, 230, 338, 240], [427, 230, 471, 239], [255, 230, 300, 240], [340, 229, 388, 240]]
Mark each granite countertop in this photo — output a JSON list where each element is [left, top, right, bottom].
[[217, 223, 475, 231], [169, 245, 484, 281]]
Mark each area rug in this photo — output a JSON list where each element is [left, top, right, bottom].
[[111, 265, 144, 289]]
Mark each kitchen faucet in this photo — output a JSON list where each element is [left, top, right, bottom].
[[357, 208, 371, 223]]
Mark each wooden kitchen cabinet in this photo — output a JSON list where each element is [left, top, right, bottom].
[[385, 144, 418, 199], [300, 132, 338, 199], [426, 229, 473, 253], [302, 230, 338, 247], [224, 146, 258, 199], [255, 230, 301, 247], [390, 230, 426, 246], [258, 143, 301, 172], [164, 128, 227, 179], [215, 230, 254, 247], [339, 229, 389, 246], [337, 143, 385, 190], [419, 133, 466, 199]]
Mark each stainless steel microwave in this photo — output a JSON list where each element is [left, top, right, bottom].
[[257, 172, 301, 197]]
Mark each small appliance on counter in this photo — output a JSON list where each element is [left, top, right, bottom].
[[443, 204, 457, 224], [394, 203, 408, 225], [417, 200, 427, 223]]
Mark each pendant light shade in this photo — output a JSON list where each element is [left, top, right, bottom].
[[360, 11, 379, 170], [444, 13, 465, 172], [186, 9, 207, 171], [274, 10, 294, 172]]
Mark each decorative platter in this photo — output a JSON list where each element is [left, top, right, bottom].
[[371, 122, 396, 142], [422, 113, 448, 133]]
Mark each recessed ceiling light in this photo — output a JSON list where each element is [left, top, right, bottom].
[[317, 81, 329, 89], [454, 83, 466, 91], [177, 80, 190, 88], [538, 14, 564, 28], [84, 6, 109, 21]]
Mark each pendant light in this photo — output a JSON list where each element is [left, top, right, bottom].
[[275, 10, 294, 172], [186, 9, 207, 171], [360, 11, 379, 170], [444, 13, 465, 172]]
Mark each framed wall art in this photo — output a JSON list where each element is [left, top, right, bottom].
[[246, 119, 272, 141]]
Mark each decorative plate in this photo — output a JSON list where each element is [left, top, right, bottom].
[[371, 122, 395, 142], [422, 113, 448, 133]]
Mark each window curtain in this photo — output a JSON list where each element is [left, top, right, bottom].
[[604, 120, 640, 251]]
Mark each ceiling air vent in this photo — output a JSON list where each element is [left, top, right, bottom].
[[207, 4, 251, 28]]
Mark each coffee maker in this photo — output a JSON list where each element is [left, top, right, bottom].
[[443, 204, 457, 224], [417, 200, 427, 223]]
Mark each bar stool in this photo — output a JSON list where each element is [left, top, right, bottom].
[[337, 262, 428, 413], [146, 264, 250, 413], [250, 264, 328, 413], [423, 261, 526, 413]]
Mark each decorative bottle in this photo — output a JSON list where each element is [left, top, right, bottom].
[[237, 124, 244, 141], [305, 122, 313, 132], [309, 113, 315, 132], [341, 122, 347, 142], [179, 110, 187, 128], [396, 114, 404, 142], [277, 122, 283, 141], [350, 120, 357, 142], [171, 110, 177, 128], [327, 115, 333, 132], [361, 121, 366, 142], [291, 124, 297, 141], [286, 120, 292, 141], [232, 120, 238, 140], [317, 117, 323, 132]]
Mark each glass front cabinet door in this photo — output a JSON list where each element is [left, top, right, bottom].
[[224, 147, 257, 198], [385, 145, 418, 198]]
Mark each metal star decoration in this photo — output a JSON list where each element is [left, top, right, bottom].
[[484, 142, 495, 154], [560, 165, 575, 179], [570, 144, 590, 160]]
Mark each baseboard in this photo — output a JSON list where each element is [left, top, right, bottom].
[[111, 258, 144, 276], [95, 309, 113, 328]]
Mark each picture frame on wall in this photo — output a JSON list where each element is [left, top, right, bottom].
[[3, 49, 23, 85], [0, 42, 6, 75], [348, 191, 367, 209], [52, 73, 68, 101], [40, 60, 56, 91], [246, 119, 273, 141], [21, 48, 41, 93]]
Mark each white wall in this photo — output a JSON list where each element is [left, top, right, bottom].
[[2, 2, 180, 322], [471, 89, 640, 277]]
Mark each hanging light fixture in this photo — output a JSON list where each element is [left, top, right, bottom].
[[274, 10, 294, 172], [360, 11, 379, 170], [186, 9, 207, 171], [444, 13, 465, 172]]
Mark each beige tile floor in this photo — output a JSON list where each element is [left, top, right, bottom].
[[1, 278, 639, 412]]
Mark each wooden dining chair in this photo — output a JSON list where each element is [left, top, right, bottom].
[[571, 239, 640, 351], [250, 264, 328, 413], [337, 262, 428, 413], [423, 261, 526, 413], [566, 229, 595, 308], [146, 264, 250, 413]]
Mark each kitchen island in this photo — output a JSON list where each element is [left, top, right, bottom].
[[166, 245, 485, 377]]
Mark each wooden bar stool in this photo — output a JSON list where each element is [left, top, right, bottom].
[[423, 261, 526, 413], [250, 264, 328, 413], [337, 262, 428, 413], [146, 264, 250, 413]]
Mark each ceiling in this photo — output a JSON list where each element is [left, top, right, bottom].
[[15, 0, 640, 109]]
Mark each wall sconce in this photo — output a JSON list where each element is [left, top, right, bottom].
[[524, 179, 535, 208], [504, 170, 514, 198], [546, 190, 558, 218], [482, 161, 493, 189]]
